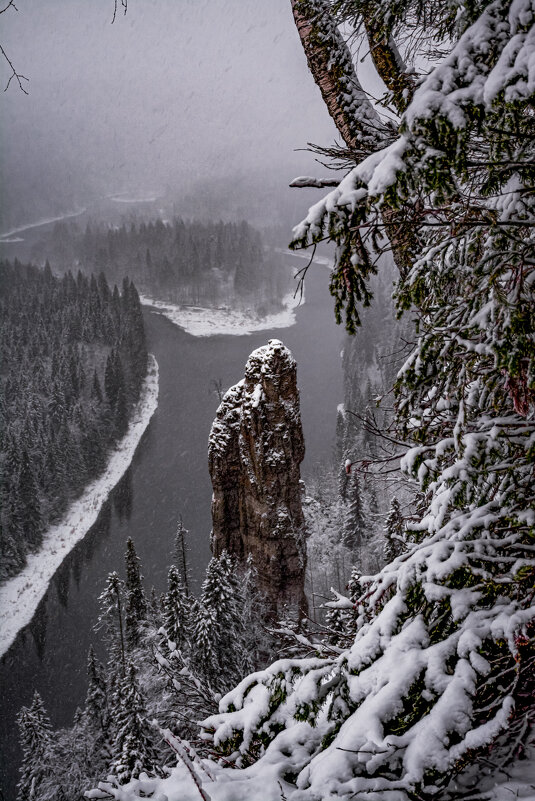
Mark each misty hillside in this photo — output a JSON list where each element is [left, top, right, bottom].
[[33, 216, 294, 313]]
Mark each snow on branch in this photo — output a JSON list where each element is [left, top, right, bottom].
[[404, 0, 535, 131], [289, 176, 341, 188], [292, 0, 535, 255], [290, 139, 407, 246]]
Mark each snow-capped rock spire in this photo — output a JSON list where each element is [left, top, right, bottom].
[[208, 339, 307, 619]]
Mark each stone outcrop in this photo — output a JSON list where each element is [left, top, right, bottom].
[[208, 339, 307, 618]]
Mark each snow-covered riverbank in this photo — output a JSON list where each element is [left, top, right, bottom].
[[140, 290, 303, 337], [0, 208, 86, 243], [0, 355, 159, 659]]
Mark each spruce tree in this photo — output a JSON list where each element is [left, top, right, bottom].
[[96, 571, 126, 678], [84, 644, 108, 738], [383, 496, 405, 564], [110, 663, 159, 784], [16, 691, 52, 801], [174, 516, 190, 597], [240, 554, 270, 670], [17, 447, 42, 552], [217, 550, 248, 678], [193, 552, 245, 690], [104, 349, 119, 407], [190, 600, 220, 690], [342, 470, 366, 549], [124, 538, 147, 649], [162, 564, 190, 651], [346, 565, 361, 603], [123, 279, 148, 395], [335, 408, 347, 463], [325, 566, 361, 647], [324, 603, 351, 648], [113, 357, 129, 438], [91, 369, 103, 403], [338, 452, 350, 502]]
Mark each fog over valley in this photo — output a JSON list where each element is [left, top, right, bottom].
[[1, 0, 339, 232]]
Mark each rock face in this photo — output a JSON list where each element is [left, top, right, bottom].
[[208, 339, 307, 618]]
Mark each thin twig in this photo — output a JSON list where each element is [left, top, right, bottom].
[[0, 43, 28, 93], [111, 0, 127, 24], [0, 1, 18, 14], [293, 243, 317, 302]]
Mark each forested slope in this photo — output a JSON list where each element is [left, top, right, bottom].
[[0, 261, 148, 579], [37, 217, 291, 312]]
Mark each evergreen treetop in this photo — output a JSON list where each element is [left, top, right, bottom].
[[383, 496, 405, 564], [125, 538, 147, 648], [162, 564, 191, 652], [16, 692, 52, 801], [110, 662, 159, 784], [85, 644, 108, 737], [342, 470, 367, 549], [96, 571, 127, 678]]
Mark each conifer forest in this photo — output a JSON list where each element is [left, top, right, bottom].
[[39, 217, 291, 312], [0, 262, 147, 579], [0, 2, 533, 801]]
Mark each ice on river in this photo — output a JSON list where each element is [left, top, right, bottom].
[[139, 290, 304, 337]]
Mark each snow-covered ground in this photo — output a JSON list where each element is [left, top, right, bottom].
[[140, 290, 303, 337], [0, 355, 159, 659], [86, 740, 535, 801], [0, 208, 86, 242]]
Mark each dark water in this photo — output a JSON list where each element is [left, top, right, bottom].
[[0, 251, 343, 798]]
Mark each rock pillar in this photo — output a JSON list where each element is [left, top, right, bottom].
[[208, 339, 307, 618]]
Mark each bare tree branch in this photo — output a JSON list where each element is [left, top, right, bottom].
[[0, 0, 29, 93], [0, 43, 28, 93], [111, 0, 128, 24], [1, 0, 129, 96], [0, 1, 19, 15], [293, 243, 317, 303]]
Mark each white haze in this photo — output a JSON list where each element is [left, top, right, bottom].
[[1, 0, 345, 231]]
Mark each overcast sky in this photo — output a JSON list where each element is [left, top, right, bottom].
[[1, 0, 345, 226]]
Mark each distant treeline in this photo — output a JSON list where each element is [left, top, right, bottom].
[[40, 217, 291, 310], [0, 260, 148, 580]]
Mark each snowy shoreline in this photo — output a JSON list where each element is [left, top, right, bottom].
[[140, 289, 304, 337], [0, 208, 87, 243], [0, 355, 159, 660]]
